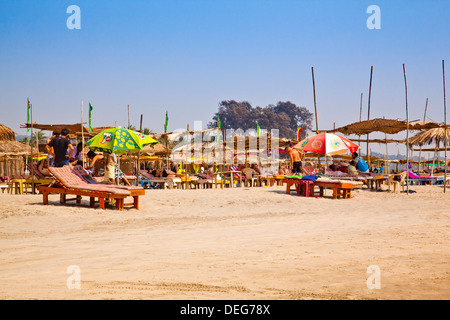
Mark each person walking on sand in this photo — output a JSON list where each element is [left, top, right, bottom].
[[46, 128, 73, 167], [285, 145, 303, 175]]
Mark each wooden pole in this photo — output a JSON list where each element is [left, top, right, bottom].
[[127, 104, 130, 129], [81, 100, 84, 167], [367, 66, 373, 168], [311, 66, 320, 168], [443, 60, 447, 192], [30, 102, 35, 179], [136, 114, 143, 186], [418, 98, 428, 173], [311, 67, 319, 134], [403, 64, 410, 194], [358, 92, 363, 149]]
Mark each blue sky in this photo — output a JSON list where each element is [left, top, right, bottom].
[[0, 0, 449, 154]]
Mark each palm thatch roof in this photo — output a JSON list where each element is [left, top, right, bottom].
[[141, 143, 169, 157], [0, 124, 31, 156], [326, 118, 445, 135], [0, 124, 16, 142], [408, 127, 450, 146]]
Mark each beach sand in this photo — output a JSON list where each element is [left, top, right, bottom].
[[0, 184, 449, 300]]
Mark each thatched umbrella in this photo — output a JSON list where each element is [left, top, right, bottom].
[[408, 127, 450, 146], [0, 124, 32, 178], [409, 127, 450, 173], [141, 143, 169, 157]]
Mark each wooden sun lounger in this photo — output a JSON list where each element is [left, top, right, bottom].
[[37, 166, 144, 210], [38, 185, 144, 210], [284, 176, 361, 199]]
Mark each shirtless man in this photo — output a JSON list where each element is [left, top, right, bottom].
[[285, 145, 303, 175]]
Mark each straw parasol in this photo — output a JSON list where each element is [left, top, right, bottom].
[[0, 124, 32, 177], [141, 143, 169, 157], [408, 127, 450, 146]]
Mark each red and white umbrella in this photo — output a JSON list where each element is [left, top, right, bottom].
[[293, 132, 359, 156]]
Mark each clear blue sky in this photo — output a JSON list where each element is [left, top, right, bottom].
[[0, 0, 449, 155]]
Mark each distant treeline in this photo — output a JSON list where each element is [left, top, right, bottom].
[[208, 100, 313, 139]]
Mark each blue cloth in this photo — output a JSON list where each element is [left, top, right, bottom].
[[355, 157, 369, 173], [301, 175, 317, 182]]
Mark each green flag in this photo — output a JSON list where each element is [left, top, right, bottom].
[[27, 98, 31, 132], [257, 123, 261, 137], [89, 103, 93, 132], [164, 111, 169, 132]]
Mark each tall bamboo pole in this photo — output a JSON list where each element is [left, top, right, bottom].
[[137, 114, 143, 186], [418, 98, 428, 173], [81, 100, 84, 167], [443, 59, 447, 193], [311, 67, 320, 168], [311, 67, 319, 134], [367, 66, 373, 167], [403, 64, 410, 194], [30, 102, 35, 179], [359, 92, 363, 149], [127, 104, 130, 129]]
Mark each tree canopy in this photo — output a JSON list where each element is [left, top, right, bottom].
[[208, 100, 313, 139]]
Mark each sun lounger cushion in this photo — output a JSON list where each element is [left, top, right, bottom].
[[48, 166, 131, 195]]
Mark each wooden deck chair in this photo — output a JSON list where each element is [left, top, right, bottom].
[[301, 166, 318, 176], [38, 165, 144, 210]]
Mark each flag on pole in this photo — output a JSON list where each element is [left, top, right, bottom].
[[257, 123, 261, 137], [27, 98, 31, 132], [164, 111, 169, 132], [297, 126, 303, 140], [217, 115, 221, 143], [89, 103, 93, 132]]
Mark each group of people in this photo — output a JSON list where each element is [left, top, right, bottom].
[[36, 128, 129, 185], [284, 143, 372, 176]]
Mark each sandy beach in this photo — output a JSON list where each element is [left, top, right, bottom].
[[0, 184, 449, 300]]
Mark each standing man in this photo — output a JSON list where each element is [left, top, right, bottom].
[[46, 131, 59, 166], [46, 128, 73, 167], [285, 145, 303, 175]]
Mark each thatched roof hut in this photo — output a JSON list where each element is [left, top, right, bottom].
[[0, 124, 31, 178]]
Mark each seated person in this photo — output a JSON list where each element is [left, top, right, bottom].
[[337, 163, 348, 172], [352, 152, 369, 173], [69, 142, 83, 166], [328, 164, 339, 172], [86, 150, 104, 176], [347, 160, 358, 175], [251, 163, 261, 175], [37, 158, 51, 177]]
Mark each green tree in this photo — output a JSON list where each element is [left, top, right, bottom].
[[208, 100, 313, 139]]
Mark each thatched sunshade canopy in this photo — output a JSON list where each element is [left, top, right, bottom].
[[326, 118, 445, 135], [0, 124, 32, 156], [408, 127, 450, 146], [21, 123, 114, 138], [141, 143, 169, 157], [0, 124, 32, 177]]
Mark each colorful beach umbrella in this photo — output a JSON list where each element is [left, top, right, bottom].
[[293, 132, 359, 156], [85, 127, 159, 154]]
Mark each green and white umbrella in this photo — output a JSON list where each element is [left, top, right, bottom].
[[85, 127, 159, 154]]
